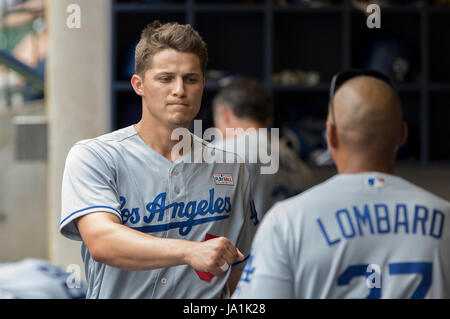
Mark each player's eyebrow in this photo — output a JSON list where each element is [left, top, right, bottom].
[[183, 72, 202, 77], [154, 71, 201, 77]]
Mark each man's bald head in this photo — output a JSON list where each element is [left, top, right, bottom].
[[330, 75, 404, 155]]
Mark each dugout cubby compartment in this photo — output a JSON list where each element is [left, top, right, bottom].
[[350, 10, 422, 85], [272, 0, 345, 9], [272, 91, 329, 124], [272, 91, 329, 162], [397, 92, 421, 162], [429, 11, 450, 83], [429, 92, 450, 161], [272, 12, 343, 87], [196, 0, 265, 4], [194, 12, 265, 83]]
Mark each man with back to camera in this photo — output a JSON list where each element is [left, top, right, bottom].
[[232, 70, 450, 298], [212, 76, 313, 221], [59, 21, 258, 299]]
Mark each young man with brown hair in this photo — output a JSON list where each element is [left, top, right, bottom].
[[60, 21, 257, 299]]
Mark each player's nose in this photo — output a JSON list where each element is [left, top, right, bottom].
[[171, 77, 186, 97]]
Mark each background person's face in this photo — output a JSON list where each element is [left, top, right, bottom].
[[141, 48, 205, 129]]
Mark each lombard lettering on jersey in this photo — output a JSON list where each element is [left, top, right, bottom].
[[120, 188, 232, 236], [317, 203, 446, 246]]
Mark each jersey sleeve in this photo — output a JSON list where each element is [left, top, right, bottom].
[[232, 203, 294, 298], [231, 163, 259, 271], [60, 143, 122, 241]]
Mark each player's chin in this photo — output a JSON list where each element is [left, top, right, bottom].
[[169, 108, 199, 124], [167, 112, 196, 127]]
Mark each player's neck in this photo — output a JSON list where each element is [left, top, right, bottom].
[[232, 118, 265, 132], [134, 119, 191, 162], [336, 155, 395, 175]]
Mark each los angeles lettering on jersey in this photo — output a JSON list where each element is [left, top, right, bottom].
[[317, 203, 445, 246], [120, 188, 232, 236]]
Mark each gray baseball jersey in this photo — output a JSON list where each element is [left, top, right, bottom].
[[213, 130, 312, 221], [0, 259, 87, 299], [60, 125, 258, 299], [233, 172, 450, 298]]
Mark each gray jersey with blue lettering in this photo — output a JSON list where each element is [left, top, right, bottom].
[[233, 172, 450, 299], [60, 125, 257, 299]]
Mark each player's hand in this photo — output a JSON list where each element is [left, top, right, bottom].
[[185, 237, 245, 277]]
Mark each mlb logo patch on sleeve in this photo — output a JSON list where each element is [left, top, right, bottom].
[[213, 173, 234, 185]]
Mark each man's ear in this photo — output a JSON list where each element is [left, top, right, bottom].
[[214, 105, 235, 138], [131, 74, 144, 96], [216, 105, 232, 124], [326, 121, 338, 150], [399, 121, 408, 147]]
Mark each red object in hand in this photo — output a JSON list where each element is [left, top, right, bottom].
[[194, 233, 218, 282]]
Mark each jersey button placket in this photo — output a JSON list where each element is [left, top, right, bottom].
[[171, 165, 182, 198]]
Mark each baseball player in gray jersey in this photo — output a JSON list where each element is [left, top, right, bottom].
[[212, 77, 313, 221], [233, 70, 450, 299], [60, 21, 257, 299]]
